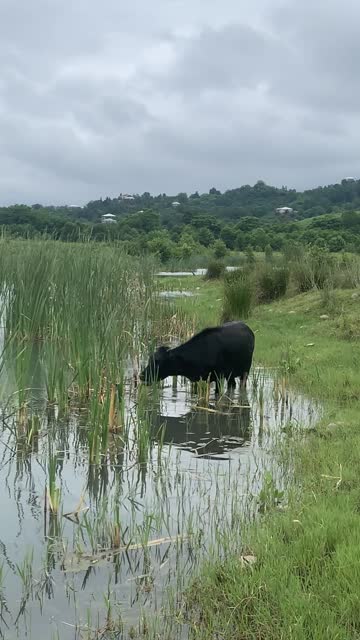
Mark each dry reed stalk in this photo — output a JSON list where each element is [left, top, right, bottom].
[[108, 383, 116, 430], [111, 525, 121, 549], [62, 534, 189, 572], [205, 378, 211, 404]]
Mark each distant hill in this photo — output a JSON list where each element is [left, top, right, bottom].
[[71, 178, 360, 224], [1, 179, 360, 256]]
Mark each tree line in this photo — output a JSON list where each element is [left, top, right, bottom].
[[2, 179, 360, 261]]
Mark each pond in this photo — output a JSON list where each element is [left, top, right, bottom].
[[158, 290, 195, 299], [156, 267, 239, 277], [0, 366, 321, 639]]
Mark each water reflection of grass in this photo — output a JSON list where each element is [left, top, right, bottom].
[[0, 346, 312, 635]]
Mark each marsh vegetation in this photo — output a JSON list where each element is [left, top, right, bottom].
[[0, 240, 358, 638]]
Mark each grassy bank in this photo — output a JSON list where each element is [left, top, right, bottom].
[[161, 276, 360, 639]]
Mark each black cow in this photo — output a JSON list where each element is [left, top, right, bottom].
[[140, 321, 255, 393]]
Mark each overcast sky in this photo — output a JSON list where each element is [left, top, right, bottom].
[[1, 0, 359, 205]]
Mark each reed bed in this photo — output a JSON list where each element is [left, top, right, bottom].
[[0, 344, 318, 639], [0, 240, 192, 418], [0, 241, 323, 639]]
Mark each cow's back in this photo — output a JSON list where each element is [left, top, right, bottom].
[[175, 321, 254, 377], [215, 322, 254, 370]]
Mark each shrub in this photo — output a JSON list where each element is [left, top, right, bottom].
[[205, 260, 225, 280], [282, 241, 304, 263], [213, 239, 227, 259], [292, 247, 334, 292], [222, 270, 253, 321], [320, 284, 339, 315], [328, 235, 346, 253], [244, 246, 256, 266], [291, 260, 314, 292], [257, 266, 289, 302]]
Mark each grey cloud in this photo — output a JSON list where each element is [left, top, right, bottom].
[[268, 0, 360, 113], [0, 0, 359, 204], [162, 24, 284, 93]]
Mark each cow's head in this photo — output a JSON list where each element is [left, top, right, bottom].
[[140, 346, 172, 384]]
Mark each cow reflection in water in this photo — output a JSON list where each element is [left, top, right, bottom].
[[150, 393, 251, 458]]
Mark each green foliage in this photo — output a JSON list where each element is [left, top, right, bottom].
[[328, 235, 346, 252], [220, 225, 236, 249], [320, 284, 340, 315], [292, 247, 334, 292], [213, 239, 227, 259], [182, 285, 360, 640], [2, 180, 360, 258], [282, 240, 304, 262], [264, 244, 273, 262], [245, 246, 256, 265], [279, 345, 301, 376], [314, 236, 328, 249], [256, 265, 289, 302], [0, 240, 174, 406], [204, 260, 225, 280], [197, 227, 214, 247], [257, 471, 284, 514], [147, 232, 175, 263], [222, 270, 253, 321]]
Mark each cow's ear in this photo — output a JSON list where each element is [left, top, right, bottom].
[[155, 345, 169, 359]]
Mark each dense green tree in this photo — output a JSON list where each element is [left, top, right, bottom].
[[245, 246, 256, 265], [220, 225, 237, 249], [213, 239, 227, 258], [235, 231, 247, 251], [125, 210, 160, 233], [176, 192, 188, 203], [342, 211, 360, 229], [2, 179, 360, 255], [313, 237, 328, 249], [236, 217, 262, 232], [249, 228, 268, 250], [147, 233, 175, 262], [183, 210, 195, 225], [198, 227, 214, 247], [328, 235, 346, 252]]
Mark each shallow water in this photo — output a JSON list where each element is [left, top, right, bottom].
[[156, 267, 239, 277], [0, 367, 321, 639], [158, 290, 195, 298]]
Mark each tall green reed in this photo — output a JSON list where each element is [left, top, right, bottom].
[[222, 270, 254, 321], [0, 239, 175, 410]]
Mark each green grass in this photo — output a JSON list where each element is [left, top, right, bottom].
[[158, 276, 360, 639], [157, 275, 222, 329], [222, 269, 254, 320]]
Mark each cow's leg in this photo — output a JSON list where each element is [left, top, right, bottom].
[[227, 374, 236, 392], [191, 381, 198, 394], [240, 372, 248, 389], [214, 377, 221, 396]]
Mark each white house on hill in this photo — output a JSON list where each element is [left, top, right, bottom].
[[119, 193, 135, 201], [101, 213, 117, 224], [276, 206, 293, 215]]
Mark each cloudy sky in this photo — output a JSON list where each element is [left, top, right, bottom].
[[0, 0, 359, 205]]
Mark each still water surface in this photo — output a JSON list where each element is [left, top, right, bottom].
[[0, 365, 321, 639]]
